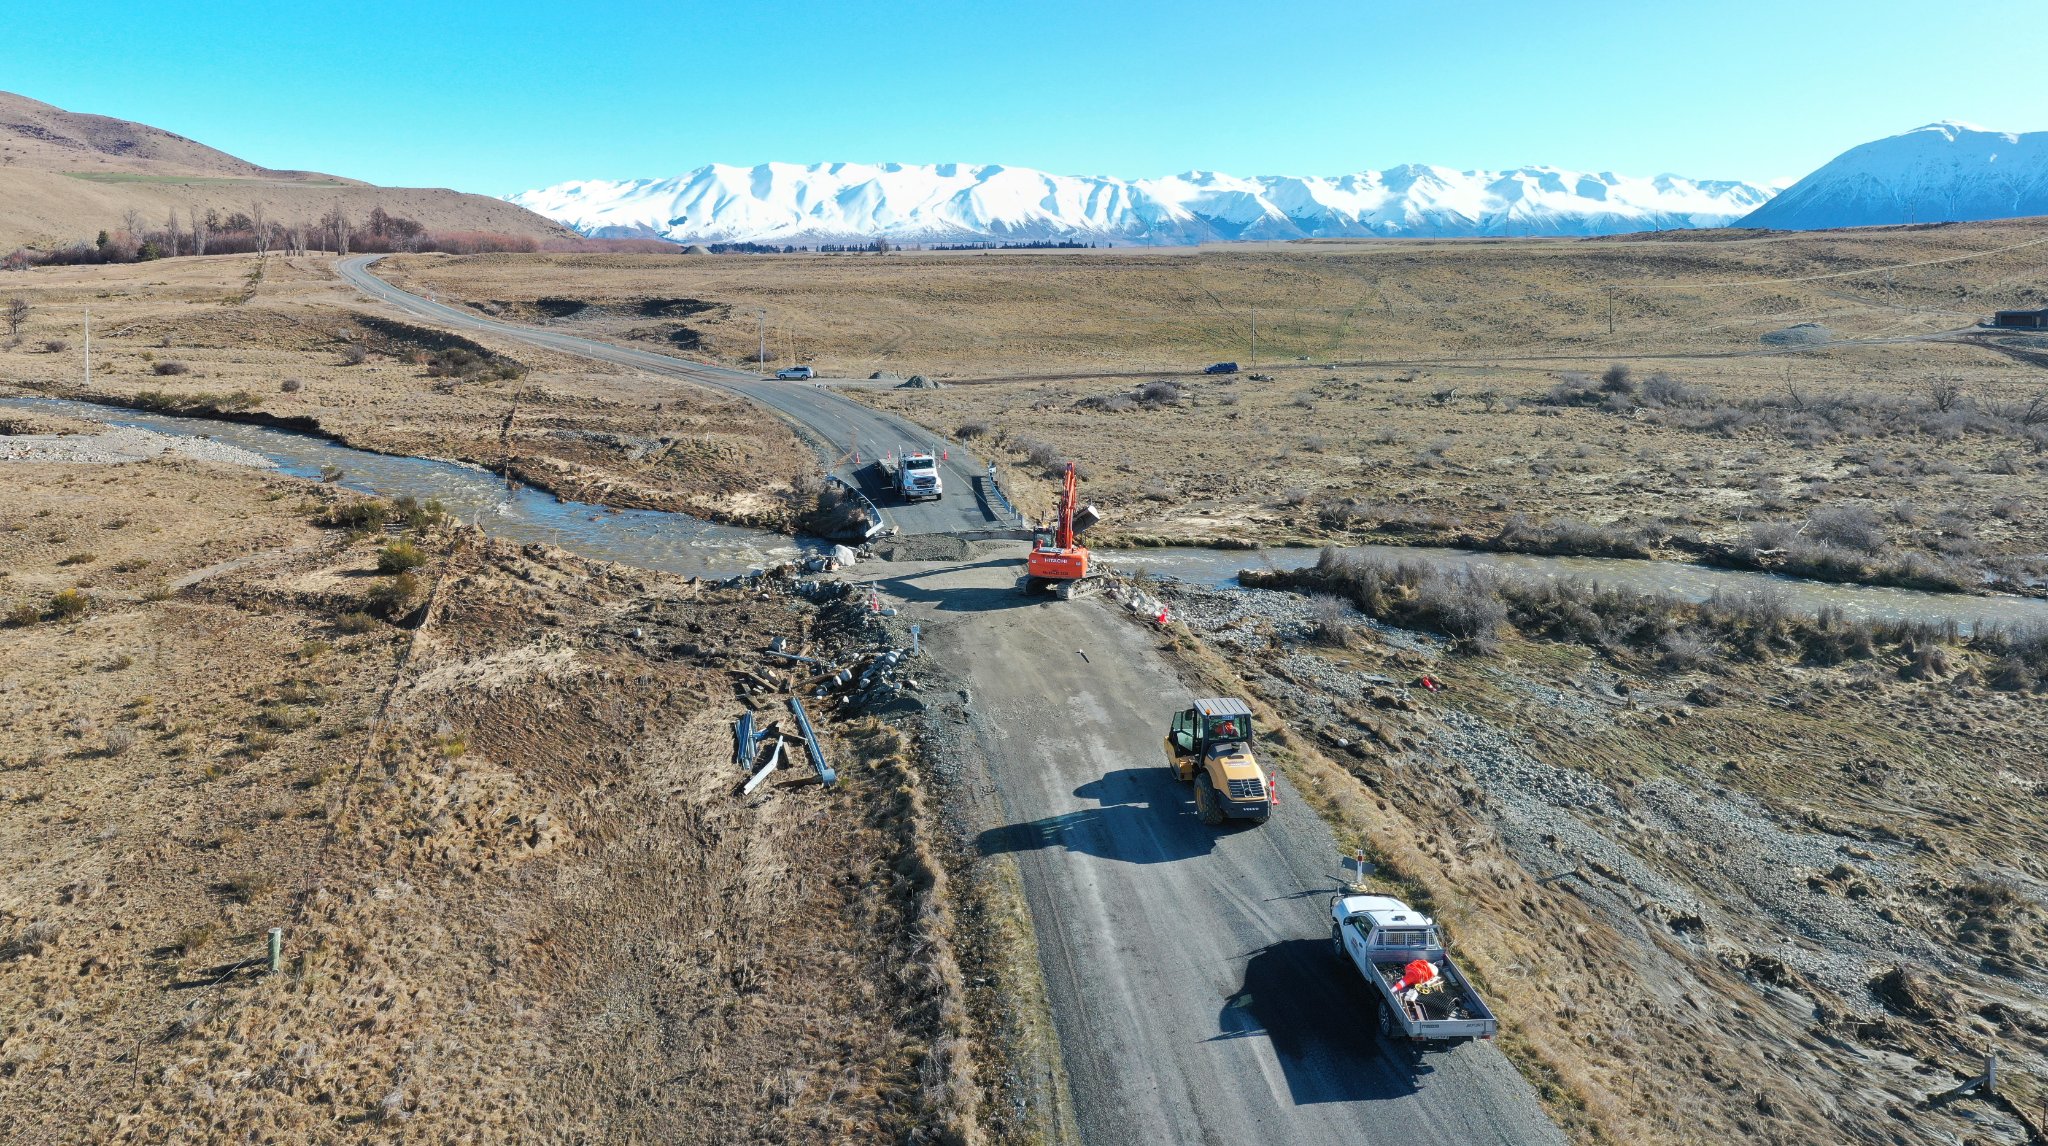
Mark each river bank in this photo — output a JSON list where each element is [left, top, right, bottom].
[[13, 392, 2048, 633]]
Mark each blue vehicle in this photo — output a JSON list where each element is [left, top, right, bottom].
[[1203, 361, 1239, 375]]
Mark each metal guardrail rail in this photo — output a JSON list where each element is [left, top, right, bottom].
[[828, 474, 891, 539], [979, 463, 1023, 526]]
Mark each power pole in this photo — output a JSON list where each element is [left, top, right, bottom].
[[1250, 306, 1257, 370], [755, 309, 767, 371], [83, 307, 91, 388], [1605, 288, 1617, 336]]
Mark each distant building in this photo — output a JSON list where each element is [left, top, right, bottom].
[[1991, 307, 2048, 330]]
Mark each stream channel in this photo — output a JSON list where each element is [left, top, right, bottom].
[[8, 395, 2048, 632]]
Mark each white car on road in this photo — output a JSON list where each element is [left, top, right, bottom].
[[775, 366, 815, 380]]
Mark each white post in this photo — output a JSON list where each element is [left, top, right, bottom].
[[83, 307, 91, 388]]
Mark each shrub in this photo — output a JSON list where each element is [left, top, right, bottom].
[[151, 360, 190, 376], [1493, 515, 1653, 559], [1308, 594, 1352, 646], [57, 552, 96, 566], [221, 872, 276, 904], [1640, 372, 1708, 408], [376, 539, 427, 574], [1599, 363, 1634, 393], [41, 339, 69, 354], [1657, 631, 1717, 671], [48, 588, 90, 619], [391, 495, 444, 531], [1805, 504, 1887, 554], [366, 572, 422, 619], [954, 421, 989, 440], [280, 378, 302, 393], [258, 704, 317, 732], [339, 343, 368, 366], [5, 602, 38, 627], [315, 498, 389, 531], [335, 611, 377, 634]]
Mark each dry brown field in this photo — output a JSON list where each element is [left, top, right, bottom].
[[386, 222, 2048, 589], [0, 459, 981, 1143]]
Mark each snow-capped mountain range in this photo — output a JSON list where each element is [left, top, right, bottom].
[[511, 162, 1778, 246], [1737, 122, 2048, 230]]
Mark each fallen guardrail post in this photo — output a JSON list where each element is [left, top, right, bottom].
[[788, 697, 837, 787]]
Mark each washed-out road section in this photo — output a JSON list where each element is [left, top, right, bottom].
[[336, 254, 1010, 537], [335, 258, 1564, 1144]]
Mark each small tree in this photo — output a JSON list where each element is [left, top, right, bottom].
[[5, 296, 27, 337]]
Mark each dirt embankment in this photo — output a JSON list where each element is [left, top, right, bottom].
[[0, 255, 815, 528], [0, 460, 983, 1143], [1138, 573, 2048, 1145]]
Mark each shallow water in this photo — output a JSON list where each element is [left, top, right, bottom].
[[0, 396, 825, 579], [10, 394, 2046, 630]]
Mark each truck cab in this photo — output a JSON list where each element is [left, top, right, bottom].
[[1163, 697, 1274, 825], [896, 451, 942, 502], [1331, 894, 1498, 1045]]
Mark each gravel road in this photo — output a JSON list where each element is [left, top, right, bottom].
[[859, 551, 1564, 1146], [336, 255, 1017, 538]]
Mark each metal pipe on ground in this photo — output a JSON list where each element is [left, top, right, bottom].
[[788, 697, 837, 787]]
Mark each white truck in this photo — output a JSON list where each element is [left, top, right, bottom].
[[1331, 894, 1499, 1046], [890, 450, 943, 502]]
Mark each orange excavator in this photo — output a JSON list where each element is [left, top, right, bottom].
[[1024, 461, 1100, 598]]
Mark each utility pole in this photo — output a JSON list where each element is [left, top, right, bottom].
[[755, 308, 767, 372], [1605, 288, 1617, 336], [83, 307, 91, 388], [1250, 306, 1257, 370]]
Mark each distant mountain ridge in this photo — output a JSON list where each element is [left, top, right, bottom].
[[511, 161, 1778, 246], [1739, 122, 2048, 230], [0, 90, 568, 251]]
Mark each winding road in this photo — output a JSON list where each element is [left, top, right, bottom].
[[335, 256, 1565, 1145], [336, 254, 1012, 537]]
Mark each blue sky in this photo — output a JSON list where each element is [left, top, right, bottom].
[[5, 1, 2044, 194]]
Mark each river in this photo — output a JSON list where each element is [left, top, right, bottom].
[[8, 393, 2047, 631]]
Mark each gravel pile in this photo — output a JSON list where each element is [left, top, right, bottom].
[[1151, 581, 1440, 654]]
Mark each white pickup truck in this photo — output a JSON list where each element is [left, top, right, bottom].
[[1331, 894, 1498, 1046], [890, 450, 943, 502]]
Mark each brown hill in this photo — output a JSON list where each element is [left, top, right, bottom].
[[0, 90, 568, 248]]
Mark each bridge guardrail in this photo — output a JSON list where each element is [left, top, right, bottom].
[[829, 474, 891, 539], [979, 463, 1022, 527]]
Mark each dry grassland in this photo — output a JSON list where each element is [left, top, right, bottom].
[[0, 255, 813, 525], [0, 461, 981, 1143], [388, 223, 2048, 587]]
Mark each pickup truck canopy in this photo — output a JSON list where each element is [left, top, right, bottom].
[[1336, 894, 1437, 933]]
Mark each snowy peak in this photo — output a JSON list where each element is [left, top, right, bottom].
[[509, 160, 1776, 246], [1739, 122, 2048, 230]]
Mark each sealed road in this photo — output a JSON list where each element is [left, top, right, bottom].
[[335, 255, 1011, 536], [870, 553, 1565, 1146]]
